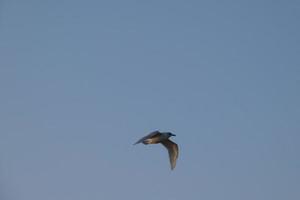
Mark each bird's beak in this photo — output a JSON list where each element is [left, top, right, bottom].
[[171, 133, 176, 136]]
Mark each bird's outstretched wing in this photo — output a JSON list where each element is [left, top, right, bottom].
[[161, 139, 179, 170], [133, 130, 161, 145]]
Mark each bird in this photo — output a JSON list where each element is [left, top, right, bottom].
[[134, 130, 179, 170]]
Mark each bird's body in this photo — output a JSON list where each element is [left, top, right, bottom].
[[134, 131, 179, 170]]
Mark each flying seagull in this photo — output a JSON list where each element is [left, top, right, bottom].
[[134, 130, 179, 170]]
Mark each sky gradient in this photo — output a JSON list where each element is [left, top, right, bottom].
[[1, 1, 300, 200]]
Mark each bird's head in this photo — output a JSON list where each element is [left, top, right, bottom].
[[166, 132, 176, 137]]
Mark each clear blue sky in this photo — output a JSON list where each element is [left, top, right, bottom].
[[1, 0, 299, 200]]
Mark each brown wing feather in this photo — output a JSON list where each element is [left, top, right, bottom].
[[133, 131, 161, 145], [161, 139, 179, 170]]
